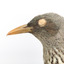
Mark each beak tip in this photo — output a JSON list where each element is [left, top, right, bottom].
[[7, 33, 10, 36], [7, 32, 12, 36], [7, 24, 33, 36]]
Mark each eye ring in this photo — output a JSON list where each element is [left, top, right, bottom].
[[38, 19, 47, 27]]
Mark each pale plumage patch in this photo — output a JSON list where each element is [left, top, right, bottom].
[[47, 48, 64, 64], [38, 19, 47, 27]]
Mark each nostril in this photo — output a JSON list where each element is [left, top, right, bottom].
[[23, 26, 27, 28], [27, 23, 31, 27]]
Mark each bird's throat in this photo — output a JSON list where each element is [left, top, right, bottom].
[[32, 29, 64, 64]]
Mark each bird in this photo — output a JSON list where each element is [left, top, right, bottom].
[[7, 13, 64, 64]]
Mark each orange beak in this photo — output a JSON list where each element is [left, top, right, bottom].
[[7, 24, 33, 35]]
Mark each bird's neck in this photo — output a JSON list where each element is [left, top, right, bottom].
[[33, 29, 64, 48], [33, 30, 64, 64], [43, 46, 64, 64]]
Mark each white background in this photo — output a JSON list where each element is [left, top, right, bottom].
[[0, 0, 64, 64]]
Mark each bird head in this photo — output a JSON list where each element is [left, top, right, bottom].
[[7, 13, 62, 47], [7, 13, 64, 64], [7, 13, 60, 37]]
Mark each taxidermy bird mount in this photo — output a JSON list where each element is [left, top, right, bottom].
[[7, 13, 64, 64]]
